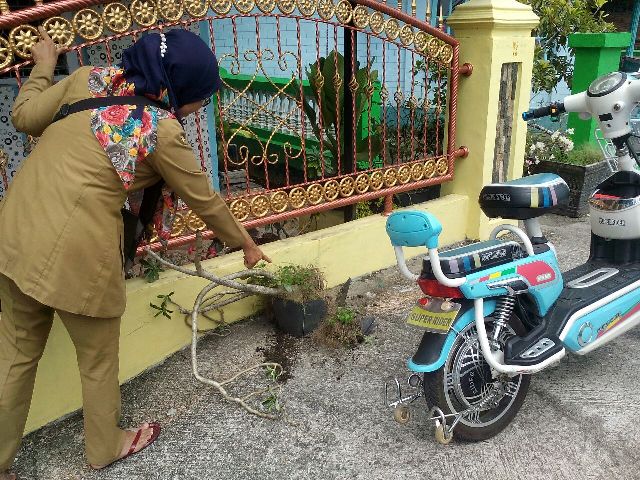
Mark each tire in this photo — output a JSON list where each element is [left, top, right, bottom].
[[423, 313, 531, 442]]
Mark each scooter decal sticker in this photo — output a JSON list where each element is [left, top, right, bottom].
[[478, 267, 516, 283], [477, 262, 556, 285], [448, 259, 460, 274], [550, 185, 558, 205], [529, 187, 557, 209], [596, 302, 640, 338], [530, 187, 539, 208], [461, 253, 484, 272], [516, 261, 556, 286]]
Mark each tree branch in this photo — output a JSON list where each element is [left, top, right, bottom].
[[145, 238, 288, 420]]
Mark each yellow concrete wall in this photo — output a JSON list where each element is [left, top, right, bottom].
[[442, 0, 539, 240], [24, 194, 469, 433]]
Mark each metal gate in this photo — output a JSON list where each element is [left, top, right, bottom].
[[0, 0, 468, 252]]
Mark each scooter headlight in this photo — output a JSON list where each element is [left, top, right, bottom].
[[588, 72, 626, 97]]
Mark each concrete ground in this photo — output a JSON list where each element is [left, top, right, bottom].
[[10, 214, 640, 480]]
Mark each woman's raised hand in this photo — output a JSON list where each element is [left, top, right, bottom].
[[242, 238, 272, 269], [31, 26, 65, 70]]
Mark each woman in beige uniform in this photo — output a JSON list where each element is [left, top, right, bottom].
[[0, 27, 270, 479]]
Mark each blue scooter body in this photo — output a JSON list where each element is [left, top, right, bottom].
[[406, 248, 564, 373], [407, 299, 497, 372], [562, 289, 640, 353]]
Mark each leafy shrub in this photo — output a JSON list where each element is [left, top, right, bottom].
[[314, 306, 364, 348], [250, 264, 326, 303], [520, 0, 615, 93], [525, 125, 575, 174], [565, 144, 603, 166]]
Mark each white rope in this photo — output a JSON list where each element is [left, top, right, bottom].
[[144, 235, 285, 419]]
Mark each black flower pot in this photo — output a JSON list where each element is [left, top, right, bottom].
[[270, 297, 327, 337], [529, 160, 612, 217]]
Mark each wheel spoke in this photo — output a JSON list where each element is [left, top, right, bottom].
[[460, 326, 478, 344], [465, 409, 482, 424], [479, 382, 492, 399], [463, 393, 485, 404], [457, 347, 485, 371], [503, 380, 520, 398]]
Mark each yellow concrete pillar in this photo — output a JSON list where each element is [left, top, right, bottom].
[[442, 0, 539, 240]]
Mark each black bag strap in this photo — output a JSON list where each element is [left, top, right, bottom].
[[122, 180, 167, 272], [53, 95, 170, 123], [121, 180, 164, 272]]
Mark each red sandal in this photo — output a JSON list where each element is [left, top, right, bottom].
[[125, 422, 161, 458], [91, 422, 161, 470]]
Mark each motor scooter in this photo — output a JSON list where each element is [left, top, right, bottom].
[[384, 68, 640, 443]]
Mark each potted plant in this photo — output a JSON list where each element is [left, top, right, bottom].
[[526, 124, 612, 217], [251, 264, 328, 337]]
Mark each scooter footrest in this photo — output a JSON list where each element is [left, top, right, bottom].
[[504, 324, 563, 366]]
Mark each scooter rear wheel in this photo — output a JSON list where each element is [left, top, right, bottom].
[[423, 314, 531, 441]]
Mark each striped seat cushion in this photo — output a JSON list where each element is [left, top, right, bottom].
[[479, 173, 570, 220], [421, 239, 525, 279]]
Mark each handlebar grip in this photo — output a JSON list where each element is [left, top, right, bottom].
[[522, 102, 566, 121]]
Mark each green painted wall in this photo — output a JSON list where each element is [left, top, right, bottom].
[[568, 32, 632, 147]]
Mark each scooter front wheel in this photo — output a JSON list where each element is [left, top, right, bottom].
[[423, 315, 531, 441]]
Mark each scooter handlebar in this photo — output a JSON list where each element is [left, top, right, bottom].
[[522, 102, 566, 121]]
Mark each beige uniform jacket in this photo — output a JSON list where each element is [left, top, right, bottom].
[[0, 64, 248, 318]]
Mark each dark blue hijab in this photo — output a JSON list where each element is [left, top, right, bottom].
[[121, 29, 221, 110]]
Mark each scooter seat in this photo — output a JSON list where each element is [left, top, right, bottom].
[[479, 173, 570, 220], [421, 239, 525, 279]]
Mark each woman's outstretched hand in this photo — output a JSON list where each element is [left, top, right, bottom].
[[31, 26, 65, 70], [242, 238, 272, 269]]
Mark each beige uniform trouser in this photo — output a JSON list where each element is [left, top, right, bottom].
[[0, 274, 126, 469]]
